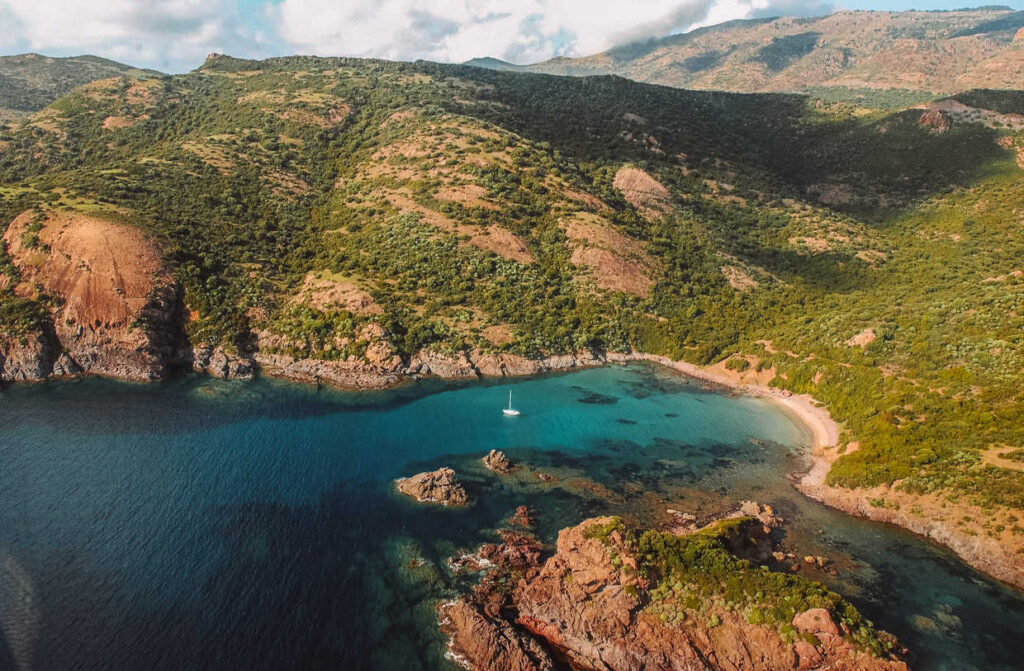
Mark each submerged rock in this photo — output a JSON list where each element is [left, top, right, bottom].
[[510, 505, 536, 530], [482, 450, 513, 474], [394, 468, 470, 507]]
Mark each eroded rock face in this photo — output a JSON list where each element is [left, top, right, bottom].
[[439, 599, 556, 671], [1, 211, 188, 382], [407, 350, 478, 378], [442, 517, 909, 671], [395, 467, 470, 506], [482, 450, 513, 473], [0, 330, 59, 381]]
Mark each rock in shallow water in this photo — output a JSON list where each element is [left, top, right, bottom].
[[439, 599, 556, 671], [394, 467, 470, 506], [482, 450, 513, 474]]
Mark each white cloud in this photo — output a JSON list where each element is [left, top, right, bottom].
[[274, 0, 748, 63], [0, 0, 837, 71], [0, 0, 271, 71]]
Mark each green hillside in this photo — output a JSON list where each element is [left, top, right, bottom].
[[0, 53, 162, 119], [2, 54, 1024, 553]]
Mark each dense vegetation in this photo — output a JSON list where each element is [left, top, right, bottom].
[[583, 516, 896, 656], [1, 53, 1023, 536]]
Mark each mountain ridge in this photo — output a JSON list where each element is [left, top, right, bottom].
[[0, 52, 163, 119], [473, 7, 1024, 107]]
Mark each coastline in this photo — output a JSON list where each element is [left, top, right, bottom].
[[5, 344, 1023, 591], [615, 352, 1024, 593]]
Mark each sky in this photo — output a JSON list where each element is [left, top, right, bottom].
[[0, 0, 1021, 73]]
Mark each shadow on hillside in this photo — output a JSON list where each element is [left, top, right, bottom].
[[431, 63, 1008, 219]]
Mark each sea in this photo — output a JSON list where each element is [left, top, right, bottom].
[[1, 363, 1022, 670]]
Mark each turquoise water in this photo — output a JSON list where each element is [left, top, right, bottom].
[[0, 363, 1022, 670]]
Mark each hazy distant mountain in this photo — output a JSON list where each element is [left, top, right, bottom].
[[480, 8, 1024, 107], [0, 53, 162, 119], [462, 57, 526, 72]]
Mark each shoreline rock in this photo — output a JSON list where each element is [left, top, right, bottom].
[[798, 470, 1024, 591], [394, 467, 470, 507], [438, 599, 556, 671]]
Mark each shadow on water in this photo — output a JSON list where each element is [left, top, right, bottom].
[[0, 368, 587, 438]]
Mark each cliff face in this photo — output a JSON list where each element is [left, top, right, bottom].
[[1, 211, 188, 382], [442, 517, 909, 671], [0, 329, 59, 381]]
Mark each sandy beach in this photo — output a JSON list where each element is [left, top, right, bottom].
[[606, 352, 841, 453]]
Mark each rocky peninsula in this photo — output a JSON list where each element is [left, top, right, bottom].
[[441, 514, 909, 671]]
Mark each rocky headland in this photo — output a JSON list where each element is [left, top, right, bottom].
[[440, 513, 909, 671], [1, 211, 189, 381]]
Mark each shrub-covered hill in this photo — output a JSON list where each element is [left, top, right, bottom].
[[1, 54, 1024, 586], [0, 53, 162, 119]]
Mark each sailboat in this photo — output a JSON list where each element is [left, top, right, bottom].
[[502, 389, 520, 416]]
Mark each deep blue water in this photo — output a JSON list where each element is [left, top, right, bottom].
[[0, 363, 1022, 670]]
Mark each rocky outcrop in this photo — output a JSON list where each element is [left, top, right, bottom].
[[0, 330, 60, 381], [442, 517, 908, 671], [395, 468, 470, 506], [478, 530, 543, 569], [510, 505, 537, 530], [192, 345, 255, 380], [918, 108, 949, 133], [482, 450, 513, 474]]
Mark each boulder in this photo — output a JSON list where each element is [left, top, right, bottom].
[[793, 608, 841, 637]]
